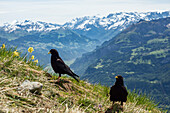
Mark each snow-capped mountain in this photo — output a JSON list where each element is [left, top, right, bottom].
[[3, 11, 170, 36], [64, 11, 170, 31], [2, 20, 61, 33], [0, 11, 170, 66], [64, 11, 170, 42], [2, 11, 170, 42]]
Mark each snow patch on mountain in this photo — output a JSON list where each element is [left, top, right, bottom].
[[166, 23, 170, 28], [2, 20, 61, 33], [64, 11, 170, 31], [1, 11, 170, 34]]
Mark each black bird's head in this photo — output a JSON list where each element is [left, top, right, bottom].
[[115, 75, 124, 85], [48, 49, 60, 57]]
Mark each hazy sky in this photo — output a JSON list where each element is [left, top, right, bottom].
[[0, 0, 170, 25]]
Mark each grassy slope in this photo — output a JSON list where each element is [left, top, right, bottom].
[[0, 46, 165, 113]]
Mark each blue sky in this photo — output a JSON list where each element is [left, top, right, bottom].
[[0, 0, 170, 25]]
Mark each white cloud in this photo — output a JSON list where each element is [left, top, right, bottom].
[[0, 0, 169, 25]]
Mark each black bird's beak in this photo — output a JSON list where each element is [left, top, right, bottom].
[[115, 76, 118, 79], [48, 52, 51, 54]]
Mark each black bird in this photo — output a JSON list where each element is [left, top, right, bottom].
[[110, 75, 128, 107], [48, 49, 79, 82]]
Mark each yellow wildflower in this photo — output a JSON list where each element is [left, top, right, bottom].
[[0, 47, 2, 49], [13, 51, 19, 57], [34, 59, 38, 63], [31, 55, 35, 60], [28, 47, 34, 53], [2, 44, 5, 49]]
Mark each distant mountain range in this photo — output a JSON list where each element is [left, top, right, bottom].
[[64, 11, 170, 43], [2, 20, 61, 33], [0, 27, 98, 66], [0, 11, 170, 66], [71, 17, 170, 109], [2, 11, 170, 42]]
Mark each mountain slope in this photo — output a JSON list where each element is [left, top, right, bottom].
[[0, 45, 163, 112], [64, 11, 170, 43], [71, 17, 170, 109]]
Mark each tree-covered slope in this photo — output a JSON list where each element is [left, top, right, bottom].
[[71, 17, 170, 109]]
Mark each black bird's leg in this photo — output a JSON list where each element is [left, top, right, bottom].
[[58, 73, 61, 82], [121, 101, 124, 111], [121, 101, 123, 106], [111, 101, 115, 109]]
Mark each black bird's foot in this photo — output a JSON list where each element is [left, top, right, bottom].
[[57, 76, 61, 83]]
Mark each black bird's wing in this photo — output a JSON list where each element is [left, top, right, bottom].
[[121, 86, 128, 96], [55, 58, 71, 73], [120, 86, 128, 102], [110, 85, 128, 102], [53, 58, 79, 82]]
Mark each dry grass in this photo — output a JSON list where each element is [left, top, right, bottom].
[[0, 46, 164, 113]]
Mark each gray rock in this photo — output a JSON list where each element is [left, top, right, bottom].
[[18, 80, 43, 94]]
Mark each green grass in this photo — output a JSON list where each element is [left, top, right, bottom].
[[0, 44, 165, 113], [128, 89, 157, 109], [147, 38, 168, 44]]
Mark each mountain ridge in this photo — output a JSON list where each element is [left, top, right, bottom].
[[2, 11, 170, 42], [64, 11, 170, 42]]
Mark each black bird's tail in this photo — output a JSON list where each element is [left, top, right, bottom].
[[72, 72, 79, 82], [69, 71, 79, 82], [72, 75, 79, 82], [73, 73, 79, 78]]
